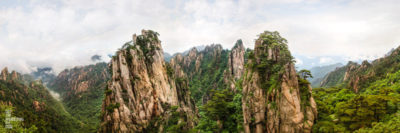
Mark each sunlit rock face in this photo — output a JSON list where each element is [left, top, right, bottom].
[[100, 30, 196, 133], [224, 40, 246, 91], [242, 31, 317, 133], [48, 63, 109, 96]]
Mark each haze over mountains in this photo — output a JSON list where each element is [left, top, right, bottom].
[[308, 63, 343, 87], [1, 0, 400, 133], [1, 29, 400, 132], [1, 0, 400, 74]]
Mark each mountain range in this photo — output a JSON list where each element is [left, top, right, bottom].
[[1, 30, 399, 133]]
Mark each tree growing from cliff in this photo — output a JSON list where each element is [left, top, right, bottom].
[[299, 69, 313, 80]]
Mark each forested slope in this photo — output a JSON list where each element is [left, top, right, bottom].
[[0, 68, 83, 132], [314, 47, 400, 132]]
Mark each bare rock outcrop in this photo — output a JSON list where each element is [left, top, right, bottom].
[[1, 67, 9, 80], [320, 60, 374, 92], [48, 63, 109, 96], [33, 101, 45, 112], [0, 68, 21, 81], [100, 30, 197, 133], [320, 46, 400, 92], [11, 71, 20, 80], [177, 41, 246, 88], [242, 31, 317, 133], [229, 40, 245, 80], [224, 40, 246, 91]]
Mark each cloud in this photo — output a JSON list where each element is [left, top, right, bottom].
[[319, 57, 334, 64], [295, 58, 303, 65], [91, 55, 102, 62], [0, 0, 400, 73]]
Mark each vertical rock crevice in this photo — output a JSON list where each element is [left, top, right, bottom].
[[100, 30, 197, 132], [242, 31, 317, 133]]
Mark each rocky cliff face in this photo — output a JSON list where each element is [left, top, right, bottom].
[[48, 63, 109, 96], [241, 31, 317, 133], [1, 67, 9, 80], [174, 47, 203, 77], [100, 30, 196, 132], [168, 42, 247, 107], [322, 61, 375, 92], [0, 67, 23, 82], [320, 46, 400, 92], [341, 61, 373, 93], [229, 40, 245, 80], [309, 63, 343, 87], [0, 67, 83, 132], [169, 44, 224, 103], [319, 65, 348, 88], [47, 63, 110, 132], [225, 40, 245, 91], [172, 44, 223, 76]]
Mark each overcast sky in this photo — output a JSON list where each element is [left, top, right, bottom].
[[1, 0, 399, 73]]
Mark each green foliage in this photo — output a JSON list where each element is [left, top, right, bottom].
[[122, 41, 133, 49], [121, 41, 136, 66], [244, 49, 254, 65], [309, 63, 343, 87], [116, 30, 162, 67], [183, 47, 244, 132], [246, 31, 294, 95], [188, 48, 230, 105], [166, 63, 174, 78], [298, 78, 311, 118], [125, 50, 134, 66], [47, 63, 110, 132], [145, 105, 196, 133], [0, 80, 83, 133], [143, 116, 162, 133], [322, 48, 400, 89], [202, 90, 233, 121], [355, 112, 400, 132], [108, 63, 113, 75], [299, 69, 313, 80], [247, 51, 255, 60], [257, 31, 293, 64], [233, 39, 243, 49], [165, 106, 189, 133], [314, 69, 400, 132], [0, 105, 38, 133], [258, 31, 287, 46], [135, 30, 161, 64], [313, 87, 356, 132], [105, 89, 112, 95], [197, 89, 243, 133], [320, 66, 347, 88], [64, 83, 108, 132], [145, 30, 160, 42], [248, 31, 293, 92], [176, 77, 186, 84], [336, 95, 390, 130], [106, 103, 120, 113], [256, 58, 282, 93]]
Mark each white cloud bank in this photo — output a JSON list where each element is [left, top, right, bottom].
[[0, 0, 400, 73]]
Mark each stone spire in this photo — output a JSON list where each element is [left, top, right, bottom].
[[1, 67, 9, 80], [11, 70, 19, 81]]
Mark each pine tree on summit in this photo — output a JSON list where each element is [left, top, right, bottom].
[[299, 69, 313, 80]]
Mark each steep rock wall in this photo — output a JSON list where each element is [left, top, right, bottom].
[[242, 31, 317, 133], [100, 30, 196, 132], [48, 63, 109, 96], [225, 40, 245, 91]]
